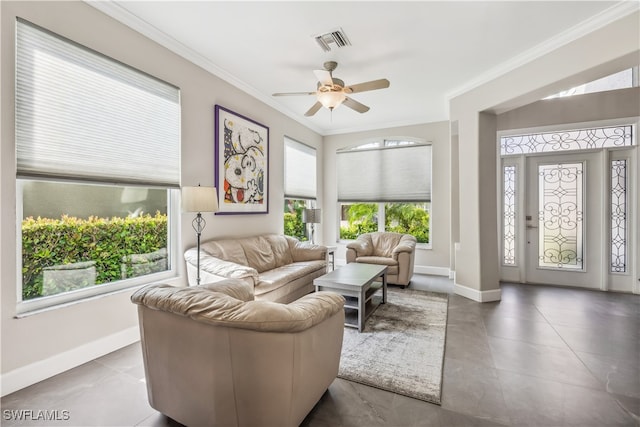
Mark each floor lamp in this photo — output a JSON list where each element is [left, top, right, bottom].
[[302, 208, 321, 244], [181, 185, 218, 285]]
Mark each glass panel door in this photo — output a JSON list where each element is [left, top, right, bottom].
[[525, 152, 602, 289], [537, 162, 583, 270]]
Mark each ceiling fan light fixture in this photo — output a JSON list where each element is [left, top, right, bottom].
[[317, 90, 346, 109], [273, 61, 388, 116]]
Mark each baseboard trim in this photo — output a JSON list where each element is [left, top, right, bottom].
[[1, 326, 140, 397], [414, 265, 450, 277], [453, 283, 502, 302]]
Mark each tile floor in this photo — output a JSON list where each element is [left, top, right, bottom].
[[2, 275, 638, 426]]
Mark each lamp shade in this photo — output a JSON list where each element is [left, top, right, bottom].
[[181, 186, 218, 213], [317, 91, 345, 109], [302, 208, 321, 224]]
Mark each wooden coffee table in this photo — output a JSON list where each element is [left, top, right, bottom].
[[314, 263, 387, 332]]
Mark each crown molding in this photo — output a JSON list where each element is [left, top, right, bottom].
[[86, 1, 636, 136], [445, 1, 640, 101], [84, 1, 325, 135]]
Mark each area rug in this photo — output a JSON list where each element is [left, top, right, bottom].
[[338, 288, 448, 404]]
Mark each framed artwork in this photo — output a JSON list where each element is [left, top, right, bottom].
[[214, 105, 269, 214]]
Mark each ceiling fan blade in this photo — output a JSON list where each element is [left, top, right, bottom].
[[313, 69, 333, 86], [272, 91, 316, 96], [343, 96, 370, 113], [304, 101, 323, 117], [344, 78, 390, 94]]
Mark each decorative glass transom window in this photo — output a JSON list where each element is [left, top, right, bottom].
[[501, 125, 634, 156]]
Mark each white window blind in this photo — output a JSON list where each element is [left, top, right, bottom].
[[337, 144, 431, 202], [284, 137, 317, 199], [15, 19, 181, 186]]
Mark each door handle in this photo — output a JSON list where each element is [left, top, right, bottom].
[[526, 225, 538, 229]]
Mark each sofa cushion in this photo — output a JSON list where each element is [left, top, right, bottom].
[[256, 261, 325, 292], [188, 249, 258, 284], [240, 236, 276, 273], [370, 232, 403, 257], [255, 261, 326, 301], [265, 234, 294, 267], [355, 256, 399, 275], [355, 256, 398, 266], [201, 279, 255, 301], [287, 237, 327, 262], [201, 239, 248, 266], [132, 281, 344, 332]]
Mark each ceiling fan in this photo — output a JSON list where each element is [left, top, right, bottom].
[[272, 61, 390, 117]]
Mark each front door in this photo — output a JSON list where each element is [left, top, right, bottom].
[[500, 123, 637, 293], [525, 152, 603, 289]]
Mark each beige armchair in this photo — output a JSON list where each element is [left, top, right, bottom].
[[346, 232, 417, 287], [131, 279, 345, 427]]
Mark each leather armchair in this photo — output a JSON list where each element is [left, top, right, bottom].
[[346, 232, 417, 287], [131, 279, 345, 427]]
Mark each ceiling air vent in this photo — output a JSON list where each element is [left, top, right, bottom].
[[313, 28, 351, 52]]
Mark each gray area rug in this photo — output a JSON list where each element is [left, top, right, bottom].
[[338, 288, 448, 404]]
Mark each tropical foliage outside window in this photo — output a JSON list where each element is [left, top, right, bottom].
[[340, 202, 430, 243], [20, 181, 170, 301], [284, 199, 310, 241]]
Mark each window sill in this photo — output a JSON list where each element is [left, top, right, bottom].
[[15, 273, 181, 318]]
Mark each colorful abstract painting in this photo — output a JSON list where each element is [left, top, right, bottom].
[[214, 105, 269, 214]]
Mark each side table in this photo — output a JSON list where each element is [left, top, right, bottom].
[[325, 245, 337, 272]]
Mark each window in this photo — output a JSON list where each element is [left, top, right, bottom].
[[337, 139, 431, 244], [610, 159, 627, 273], [339, 202, 430, 243], [502, 165, 517, 266], [500, 125, 633, 156], [283, 137, 316, 241], [16, 19, 180, 312], [544, 68, 637, 99]]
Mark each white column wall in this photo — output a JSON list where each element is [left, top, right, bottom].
[[450, 11, 639, 301]]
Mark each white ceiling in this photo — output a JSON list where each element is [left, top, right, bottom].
[[91, 1, 632, 136]]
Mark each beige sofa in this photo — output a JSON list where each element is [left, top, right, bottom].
[[132, 279, 345, 427], [346, 232, 417, 287], [184, 234, 327, 303]]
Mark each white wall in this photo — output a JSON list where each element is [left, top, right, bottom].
[[449, 11, 639, 302], [322, 122, 451, 275], [0, 0, 322, 395]]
